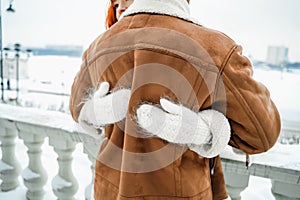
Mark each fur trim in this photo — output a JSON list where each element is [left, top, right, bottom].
[[121, 0, 201, 26]]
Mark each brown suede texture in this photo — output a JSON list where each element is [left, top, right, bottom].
[[70, 14, 281, 199], [211, 156, 228, 200]]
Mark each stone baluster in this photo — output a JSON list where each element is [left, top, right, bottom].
[[19, 131, 48, 200], [81, 133, 103, 200], [84, 152, 96, 200], [0, 127, 21, 191], [49, 134, 78, 200], [271, 180, 300, 200], [83, 141, 100, 200], [224, 172, 250, 200], [222, 158, 250, 200]]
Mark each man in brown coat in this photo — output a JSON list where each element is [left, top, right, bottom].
[[70, 0, 281, 199]]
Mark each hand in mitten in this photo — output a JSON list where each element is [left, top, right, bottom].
[[78, 82, 131, 135], [93, 83, 131, 125], [136, 98, 230, 158], [187, 108, 231, 158], [137, 98, 211, 145]]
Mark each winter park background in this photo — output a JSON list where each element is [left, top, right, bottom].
[[1, 0, 300, 199]]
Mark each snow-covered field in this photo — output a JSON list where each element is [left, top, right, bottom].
[[1, 56, 300, 199], [252, 67, 300, 122]]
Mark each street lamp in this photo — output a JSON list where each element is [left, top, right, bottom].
[[3, 46, 11, 90], [3, 43, 31, 103], [14, 43, 20, 101], [6, 1, 15, 13], [1, 0, 16, 101]]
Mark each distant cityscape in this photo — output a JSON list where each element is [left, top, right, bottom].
[[3, 44, 83, 58], [29, 45, 83, 57], [252, 45, 300, 71]]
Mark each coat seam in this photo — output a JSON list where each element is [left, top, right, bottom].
[[87, 43, 219, 74], [212, 45, 238, 104], [222, 73, 268, 151]]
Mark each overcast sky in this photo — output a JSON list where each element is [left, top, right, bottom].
[[2, 0, 300, 62]]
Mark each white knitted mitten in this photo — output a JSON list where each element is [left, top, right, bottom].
[[136, 98, 230, 158], [78, 98, 99, 136], [78, 82, 131, 135]]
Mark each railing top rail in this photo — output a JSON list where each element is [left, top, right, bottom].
[[221, 158, 300, 185], [0, 103, 102, 146]]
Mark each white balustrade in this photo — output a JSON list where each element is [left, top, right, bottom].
[[221, 145, 300, 200], [0, 104, 103, 199], [223, 166, 250, 200], [49, 135, 78, 200], [0, 126, 21, 191], [19, 130, 47, 199], [82, 137, 102, 200], [1, 103, 300, 200]]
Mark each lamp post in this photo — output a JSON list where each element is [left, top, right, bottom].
[[3, 43, 30, 103], [0, 0, 15, 101], [14, 43, 20, 101], [3, 46, 11, 90], [1, 0, 4, 101]]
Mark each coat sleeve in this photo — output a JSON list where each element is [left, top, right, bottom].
[[69, 51, 93, 122], [218, 45, 281, 154]]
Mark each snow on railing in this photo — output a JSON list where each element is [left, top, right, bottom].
[[0, 103, 300, 200], [221, 148, 300, 199], [0, 103, 104, 199]]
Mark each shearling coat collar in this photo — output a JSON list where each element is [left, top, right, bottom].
[[121, 0, 201, 26]]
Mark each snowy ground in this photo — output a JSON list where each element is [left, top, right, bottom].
[[1, 56, 300, 199]]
